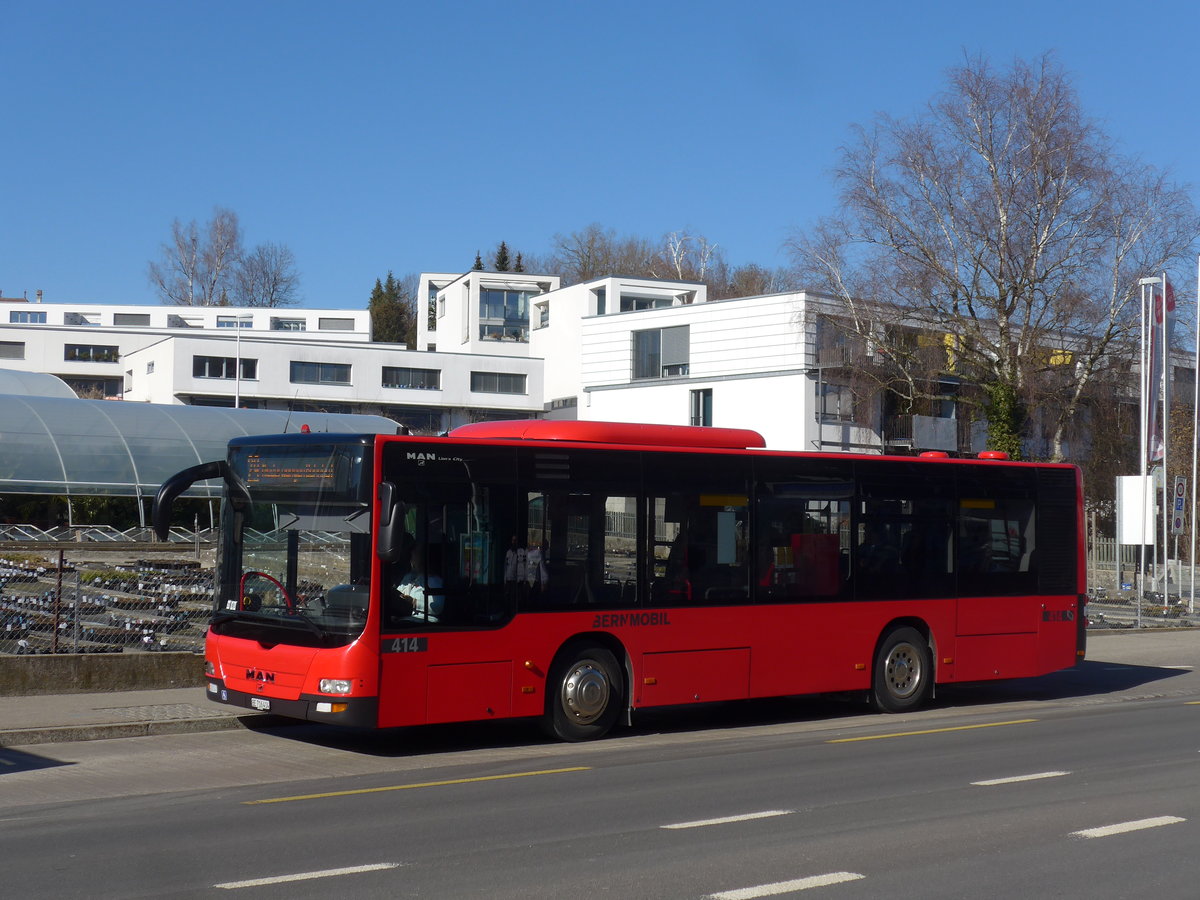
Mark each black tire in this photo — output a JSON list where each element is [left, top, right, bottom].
[[870, 626, 932, 713], [544, 645, 623, 742]]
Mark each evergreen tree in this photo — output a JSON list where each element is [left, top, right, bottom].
[[493, 241, 511, 272], [472, 252, 484, 271], [368, 271, 417, 346], [514, 252, 525, 273]]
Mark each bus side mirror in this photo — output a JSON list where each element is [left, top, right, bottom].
[[377, 481, 403, 562], [153, 460, 248, 542]]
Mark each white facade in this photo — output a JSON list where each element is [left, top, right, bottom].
[[0, 300, 370, 399], [0, 280, 968, 452], [121, 336, 542, 430], [529, 279, 888, 451], [417, 270, 560, 356], [0, 298, 541, 433]]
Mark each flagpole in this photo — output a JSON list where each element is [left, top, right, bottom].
[[1192, 255, 1200, 614], [1161, 271, 1170, 596], [1138, 278, 1150, 623]]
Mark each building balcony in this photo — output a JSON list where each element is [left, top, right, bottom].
[[883, 414, 966, 455]]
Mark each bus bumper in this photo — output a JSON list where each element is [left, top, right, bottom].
[[206, 677, 379, 728]]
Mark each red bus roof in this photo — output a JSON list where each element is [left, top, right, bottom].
[[449, 419, 767, 450]]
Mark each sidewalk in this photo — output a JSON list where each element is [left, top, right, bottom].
[[0, 686, 272, 747]]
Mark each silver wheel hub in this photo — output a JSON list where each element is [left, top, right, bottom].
[[884, 643, 921, 698], [562, 661, 610, 723]]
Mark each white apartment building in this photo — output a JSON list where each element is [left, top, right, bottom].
[[417, 270, 560, 355], [527, 276, 948, 453], [0, 297, 542, 433], [122, 336, 542, 431], [0, 300, 370, 399], [0, 279, 970, 452]]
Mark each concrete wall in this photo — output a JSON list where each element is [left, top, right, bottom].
[[0, 652, 204, 696]]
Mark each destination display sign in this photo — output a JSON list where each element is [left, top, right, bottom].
[[231, 443, 369, 502]]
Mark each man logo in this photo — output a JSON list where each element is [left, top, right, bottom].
[[245, 668, 276, 683]]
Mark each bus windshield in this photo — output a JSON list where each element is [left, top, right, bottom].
[[211, 441, 374, 648]]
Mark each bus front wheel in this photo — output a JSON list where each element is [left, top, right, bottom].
[[871, 626, 932, 713], [544, 646, 622, 742]]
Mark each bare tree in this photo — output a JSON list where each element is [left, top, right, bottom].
[[148, 208, 300, 306], [233, 242, 300, 307], [148, 208, 242, 305], [706, 261, 799, 300], [790, 53, 1199, 460], [649, 230, 724, 282], [546, 224, 655, 284]]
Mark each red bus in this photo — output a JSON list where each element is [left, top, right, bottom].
[[153, 420, 1085, 741]]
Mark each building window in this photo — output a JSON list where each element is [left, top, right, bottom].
[[64, 344, 120, 363], [290, 361, 351, 385], [189, 396, 236, 408], [382, 366, 440, 390], [114, 313, 151, 327], [290, 400, 351, 414], [620, 294, 672, 312], [9, 310, 46, 324], [690, 389, 712, 426], [820, 382, 855, 420], [216, 315, 252, 328], [167, 314, 201, 328], [146, 361, 155, 374], [478, 288, 532, 342], [633, 326, 689, 379], [470, 371, 527, 394], [594, 288, 606, 315], [63, 376, 121, 397], [64, 312, 100, 326], [384, 406, 445, 435], [318, 317, 355, 331], [0, 341, 25, 360], [193, 356, 256, 379], [270, 317, 306, 331]]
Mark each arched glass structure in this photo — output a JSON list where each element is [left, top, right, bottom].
[[0, 394, 399, 500], [0, 370, 77, 399]]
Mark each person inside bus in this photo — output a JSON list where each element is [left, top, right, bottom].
[[526, 539, 549, 598], [395, 543, 445, 623], [857, 523, 900, 575], [504, 535, 527, 601]]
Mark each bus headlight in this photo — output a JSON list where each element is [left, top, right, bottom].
[[319, 678, 354, 694]]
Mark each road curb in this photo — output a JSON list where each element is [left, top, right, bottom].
[[0, 714, 295, 748]]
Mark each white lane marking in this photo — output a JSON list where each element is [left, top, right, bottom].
[[1071, 817, 1185, 839], [214, 863, 400, 889], [1164, 665, 1194, 670], [663, 810, 794, 830], [972, 771, 1070, 786], [708, 872, 865, 898]]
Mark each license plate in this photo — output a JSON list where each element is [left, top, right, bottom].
[[250, 697, 271, 711]]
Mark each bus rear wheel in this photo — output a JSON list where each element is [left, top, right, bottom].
[[544, 646, 622, 742], [871, 626, 932, 713]]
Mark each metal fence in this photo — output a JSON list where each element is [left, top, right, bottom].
[[1, 547, 214, 656], [3, 528, 1195, 655]]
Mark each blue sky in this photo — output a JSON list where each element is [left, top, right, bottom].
[[3, 0, 1198, 310]]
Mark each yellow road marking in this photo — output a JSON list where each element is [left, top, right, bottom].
[[827, 719, 1037, 743], [1185, 701, 1200, 705], [245, 766, 591, 805]]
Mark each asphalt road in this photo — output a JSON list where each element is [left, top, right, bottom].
[[2, 630, 1198, 898]]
